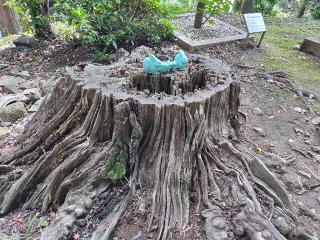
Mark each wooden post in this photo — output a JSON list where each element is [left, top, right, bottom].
[[257, 31, 266, 48]]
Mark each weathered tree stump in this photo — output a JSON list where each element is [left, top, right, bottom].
[[0, 47, 316, 240]]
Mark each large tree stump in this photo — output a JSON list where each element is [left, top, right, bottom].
[[0, 47, 316, 240]]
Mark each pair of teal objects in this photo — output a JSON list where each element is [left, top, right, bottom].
[[143, 50, 188, 74]]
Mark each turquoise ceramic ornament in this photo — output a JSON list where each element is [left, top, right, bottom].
[[174, 50, 188, 70], [143, 50, 188, 74], [143, 54, 177, 74]]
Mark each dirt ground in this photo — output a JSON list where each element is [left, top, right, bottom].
[[1, 17, 320, 240]]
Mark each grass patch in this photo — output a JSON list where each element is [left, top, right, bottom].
[[250, 18, 320, 92]]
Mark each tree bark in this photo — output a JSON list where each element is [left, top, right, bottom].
[[241, 0, 256, 13], [0, 49, 316, 240], [0, 0, 20, 36], [233, 0, 243, 12], [298, 0, 309, 18], [194, 1, 205, 29]]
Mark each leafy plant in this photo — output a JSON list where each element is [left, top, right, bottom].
[[310, 0, 320, 19], [54, 0, 178, 50], [256, 0, 280, 14], [38, 216, 48, 227], [194, 0, 231, 28]]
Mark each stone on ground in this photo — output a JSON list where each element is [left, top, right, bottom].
[[282, 172, 303, 191], [28, 97, 44, 112], [13, 35, 38, 48], [0, 102, 27, 123], [252, 127, 266, 137], [0, 95, 18, 108], [9, 70, 30, 78], [0, 75, 26, 94], [0, 127, 10, 140], [18, 88, 42, 104]]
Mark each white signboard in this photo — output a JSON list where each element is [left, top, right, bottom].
[[244, 13, 266, 33]]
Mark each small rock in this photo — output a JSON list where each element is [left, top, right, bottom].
[[211, 217, 226, 230], [305, 131, 311, 138], [293, 44, 300, 50], [311, 117, 320, 125], [311, 145, 320, 153], [40, 77, 57, 94], [274, 217, 292, 235], [253, 127, 266, 137], [131, 232, 142, 240], [294, 128, 304, 134], [18, 88, 42, 104], [212, 231, 228, 240], [0, 75, 25, 94], [143, 89, 150, 95], [288, 138, 294, 143], [282, 172, 303, 191], [76, 219, 87, 227], [298, 170, 312, 179], [253, 107, 264, 116], [0, 102, 27, 123], [10, 70, 30, 78], [0, 127, 10, 140], [304, 140, 311, 145], [75, 208, 86, 218], [315, 155, 320, 162], [261, 230, 272, 238], [294, 107, 306, 113], [13, 35, 38, 48], [0, 63, 9, 70], [28, 97, 44, 112]]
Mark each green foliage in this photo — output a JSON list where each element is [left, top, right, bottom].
[[200, 0, 232, 18], [6, 0, 51, 38], [54, 0, 178, 50], [38, 216, 48, 228], [93, 49, 111, 62], [105, 152, 127, 181], [310, 0, 320, 19], [256, 0, 279, 14]]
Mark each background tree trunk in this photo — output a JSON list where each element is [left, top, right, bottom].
[[194, 1, 205, 29], [0, 0, 20, 37], [298, 0, 309, 17], [233, 0, 243, 12], [241, 0, 256, 13]]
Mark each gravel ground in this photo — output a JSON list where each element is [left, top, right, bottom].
[[174, 14, 241, 41]]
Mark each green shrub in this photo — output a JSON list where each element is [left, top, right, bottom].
[[311, 0, 320, 19], [6, 0, 53, 39], [54, 0, 178, 50], [256, 0, 279, 15]]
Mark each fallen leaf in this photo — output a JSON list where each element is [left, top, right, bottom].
[[255, 146, 262, 153], [73, 233, 80, 240]]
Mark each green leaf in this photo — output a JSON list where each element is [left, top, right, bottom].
[[207, 19, 214, 25], [266, 139, 277, 147], [38, 217, 48, 228], [112, 40, 118, 49]]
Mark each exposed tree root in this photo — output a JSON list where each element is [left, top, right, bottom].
[[0, 49, 317, 239]]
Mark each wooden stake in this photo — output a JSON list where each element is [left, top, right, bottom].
[[257, 31, 266, 48]]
